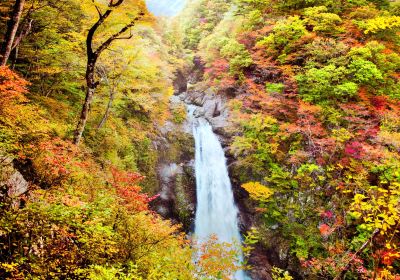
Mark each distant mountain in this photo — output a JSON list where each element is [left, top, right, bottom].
[[146, 0, 187, 16]]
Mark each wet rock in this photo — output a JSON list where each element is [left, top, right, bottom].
[[190, 91, 206, 107], [0, 157, 29, 207], [152, 102, 196, 231], [249, 246, 274, 280]]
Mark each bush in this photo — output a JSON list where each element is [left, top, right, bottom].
[[296, 64, 358, 104], [231, 114, 280, 176], [303, 6, 343, 35], [266, 83, 285, 94], [348, 58, 383, 85], [220, 39, 253, 75], [303, 38, 349, 67], [275, 0, 342, 12], [349, 5, 380, 19], [391, 2, 400, 16], [359, 15, 400, 34], [346, 42, 400, 95], [257, 16, 308, 58], [347, 41, 400, 73]]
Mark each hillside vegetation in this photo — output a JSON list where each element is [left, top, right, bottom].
[[0, 0, 400, 279], [0, 1, 197, 279], [176, 0, 400, 278]]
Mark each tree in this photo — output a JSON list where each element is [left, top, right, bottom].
[[73, 0, 147, 145], [95, 48, 138, 130], [0, 0, 25, 66]]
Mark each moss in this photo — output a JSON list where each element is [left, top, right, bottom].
[[174, 170, 195, 229], [171, 104, 187, 124]]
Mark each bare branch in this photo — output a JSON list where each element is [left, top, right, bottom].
[[91, 0, 103, 18], [94, 14, 144, 57], [114, 34, 133, 40], [86, 9, 113, 59], [109, 0, 124, 8]]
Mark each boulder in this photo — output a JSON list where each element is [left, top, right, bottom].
[[5, 170, 29, 197], [0, 157, 29, 206]]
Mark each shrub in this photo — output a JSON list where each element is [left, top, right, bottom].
[[303, 38, 349, 67], [391, 2, 400, 16], [220, 39, 253, 76], [347, 41, 400, 73], [266, 83, 285, 94], [242, 182, 274, 202], [361, 15, 400, 34], [349, 5, 380, 19], [231, 114, 280, 175], [171, 103, 187, 124], [348, 58, 383, 85], [296, 64, 358, 104], [303, 6, 343, 35], [275, 0, 342, 11], [257, 16, 308, 58]]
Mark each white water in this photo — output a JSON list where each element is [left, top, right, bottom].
[[192, 115, 248, 279]]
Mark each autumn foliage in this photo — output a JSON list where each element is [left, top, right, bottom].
[[0, 63, 193, 277], [0, 66, 29, 122], [179, 0, 400, 278], [111, 167, 160, 211]]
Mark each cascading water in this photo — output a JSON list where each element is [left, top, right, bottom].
[[191, 113, 248, 279]]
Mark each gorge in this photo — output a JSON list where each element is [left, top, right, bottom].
[[0, 0, 399, 279]]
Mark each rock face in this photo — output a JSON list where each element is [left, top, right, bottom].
[[152, 100, 196, 230], [173, 70, 188, 94], [0, 157, 29, 207], [249, 246, 274, 280], [5, 171, 29, 197], [179, 84, 233, 142]]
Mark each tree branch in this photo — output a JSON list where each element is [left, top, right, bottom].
[[12, 19, 33, 50], [94, 13, 144, 57], [86, 9, 113, 60], [91, 0, 102, 18], [109, 0, 124, 7]]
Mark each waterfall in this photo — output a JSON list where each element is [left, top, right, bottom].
[[192, 115, 248, 279]]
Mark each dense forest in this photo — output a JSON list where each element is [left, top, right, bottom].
[[0, 0, 399, 279]]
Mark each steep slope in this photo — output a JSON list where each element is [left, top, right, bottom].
[[0, 1, 196, 278]]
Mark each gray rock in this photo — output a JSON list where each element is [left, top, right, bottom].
[[0, 157, 29, 203], [6, 171, 29, 197], [209, 116, 230, 137]]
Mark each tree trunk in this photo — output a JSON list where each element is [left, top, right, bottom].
[[72, 0, 144, 145], [73, 62, 97, 145], [10, 45, 18, 69], [97, 87, 116, 129], [1, 0, 25, 66]]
